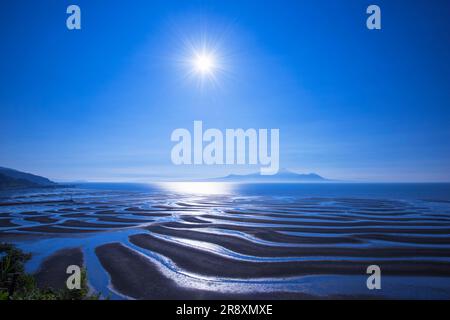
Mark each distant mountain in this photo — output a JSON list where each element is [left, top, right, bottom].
[[0, 167, 57, 190], [209, 169, 329, 183]]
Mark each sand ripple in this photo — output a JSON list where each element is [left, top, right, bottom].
[[1, 187, 450, 299]]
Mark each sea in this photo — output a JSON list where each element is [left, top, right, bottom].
[[1, 182, 450, 299]]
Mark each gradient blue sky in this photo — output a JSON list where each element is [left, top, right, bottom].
[[1, 0, 449, 182]]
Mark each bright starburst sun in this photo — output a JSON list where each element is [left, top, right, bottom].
[[193, 52, 216, 75], [182, 45, 224, 88], [176, 35, 229, 89]]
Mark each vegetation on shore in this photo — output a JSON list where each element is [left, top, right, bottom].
[[0, 167, 56, 190], [0, 243, 99, 300]]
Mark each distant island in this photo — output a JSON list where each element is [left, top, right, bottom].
[[207, 169, 329, 183], [0, 167, 57, 190], [0, 166, 330, 189]]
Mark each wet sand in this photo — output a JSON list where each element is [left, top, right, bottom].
[[146, 225, 450, 258], [96, 243, 325, 300], [129, 233, 450, 278], [24, 216, 59, 224], [20, 225, 102, 233], [0, 218, 18, 227], [2, 187, 450, 299], [35, 247, 84, 290], [154, 221, 369, 244]]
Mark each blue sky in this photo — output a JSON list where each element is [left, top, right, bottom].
[[0, 0, 449, 182]]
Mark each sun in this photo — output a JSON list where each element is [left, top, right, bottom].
[[186, 47, 222, 87], [174, 33, 232, 89], [193, 52, 216, 75]]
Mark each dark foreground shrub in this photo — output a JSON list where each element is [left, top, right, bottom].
[[0, 243, 100, 300]]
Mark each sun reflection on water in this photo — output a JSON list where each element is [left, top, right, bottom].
[[158, 182, 234, 195]]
